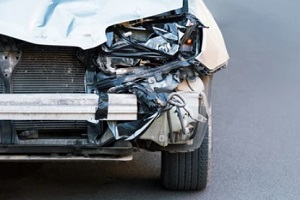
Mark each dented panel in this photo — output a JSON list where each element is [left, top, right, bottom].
[[0, 0, 182, 49], [188, 0, 230, 70]]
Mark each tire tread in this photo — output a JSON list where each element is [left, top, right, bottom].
[[161, 129, 210, 191]]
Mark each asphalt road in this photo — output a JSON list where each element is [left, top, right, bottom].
[[1, 0, 300, 199]]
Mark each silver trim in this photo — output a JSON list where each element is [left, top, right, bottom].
[[0, 155, 133, 162], [0, 93, 137, 121]]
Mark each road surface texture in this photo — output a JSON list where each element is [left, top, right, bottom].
[[1, 0, 300, 199]]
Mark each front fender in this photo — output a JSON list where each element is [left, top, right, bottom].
[[189, 0, 229, 71]]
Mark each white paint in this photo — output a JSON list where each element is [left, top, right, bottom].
[[0, 0, 182, 49]]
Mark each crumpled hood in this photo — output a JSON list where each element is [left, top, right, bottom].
[[0, 0, 182, 49]]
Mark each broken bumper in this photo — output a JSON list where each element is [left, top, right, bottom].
[[0, 94, 137, 121]]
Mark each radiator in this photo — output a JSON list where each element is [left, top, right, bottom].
[[11, 44, 87, 131]]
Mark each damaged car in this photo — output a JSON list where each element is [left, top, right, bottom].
[[0, 0, 229, 191]]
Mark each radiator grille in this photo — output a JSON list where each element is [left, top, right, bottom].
[[13, 45, 85, 93], [14, 120, 87, 131], [12, 44, 87, 132]]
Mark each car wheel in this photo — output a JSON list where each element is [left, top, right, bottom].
[[161, 124, 212, 191]]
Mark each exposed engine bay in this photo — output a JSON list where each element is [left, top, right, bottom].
[[0, 13, 211, 156], [0, 0, 230, 191]]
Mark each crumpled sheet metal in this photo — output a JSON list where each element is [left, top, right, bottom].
[[188, 0, 229, 70], [0, 0, 182, 49]]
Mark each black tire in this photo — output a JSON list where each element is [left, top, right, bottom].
[[161, 127, 212, 191]]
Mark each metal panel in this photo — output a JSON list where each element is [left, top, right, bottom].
[[0, 94, 97, 120], [0, 94, 137, 121], [0, 0, 183, 49], [107, 94, 137, 121]]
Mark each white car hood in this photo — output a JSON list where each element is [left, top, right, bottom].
[[0, 0, 183, 49]]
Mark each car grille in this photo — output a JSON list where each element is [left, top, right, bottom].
[[14, 120, 87, 131], [11, 44, 87, 132], [13, 44, 85, 93]]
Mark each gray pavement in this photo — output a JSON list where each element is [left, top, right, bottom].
[[1, 0, 300, 199]]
